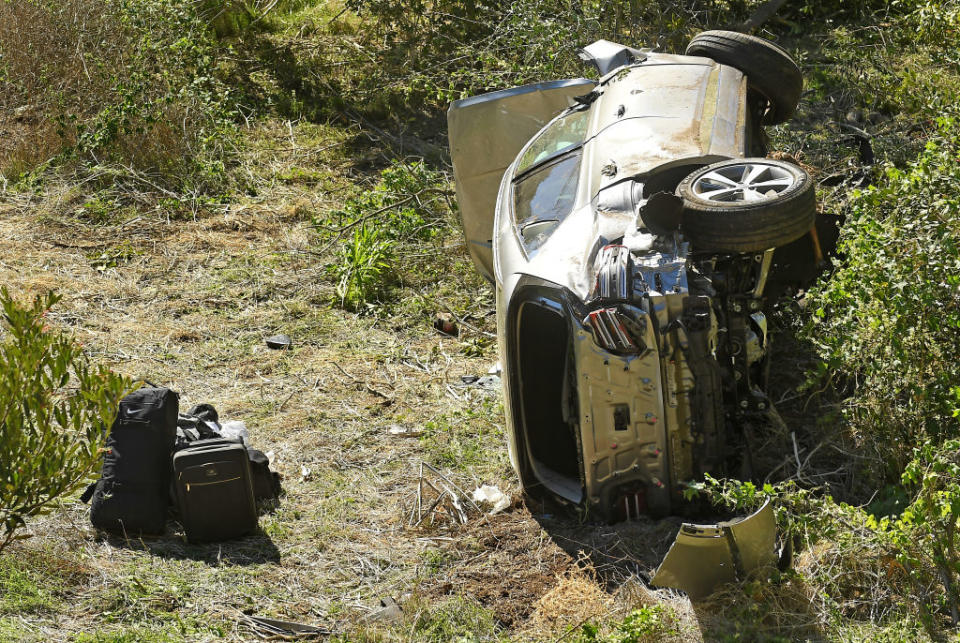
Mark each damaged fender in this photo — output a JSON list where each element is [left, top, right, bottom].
[[651, 500, 778, 600]]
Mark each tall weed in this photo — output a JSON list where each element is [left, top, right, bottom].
[[336, 225, 394, 310]]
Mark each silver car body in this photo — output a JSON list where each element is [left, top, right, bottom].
[[450, 51, 759, 517]]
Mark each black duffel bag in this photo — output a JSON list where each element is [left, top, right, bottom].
[[83, 386, 178, 535]]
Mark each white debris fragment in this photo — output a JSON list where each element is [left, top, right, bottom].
[[300, 464, 312, 481], [471, 484, 511, 514], [387, 424, 422, 437], [220, 420, 249, 443]]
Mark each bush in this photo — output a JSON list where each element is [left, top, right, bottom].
[[805, 116, 960, 470], [318, 160, 454, 310], [0, 289, 129, 554], [0, 0, 234, 197]]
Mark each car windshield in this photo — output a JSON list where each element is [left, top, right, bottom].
[[515, 108, 590, 176]]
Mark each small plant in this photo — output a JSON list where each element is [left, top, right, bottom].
[[577, 605, 677, 642], [86, 241, 139, 272], [335, 224, 394, 310], [0, 289, 129, 554], [322, 159, 454, 310]]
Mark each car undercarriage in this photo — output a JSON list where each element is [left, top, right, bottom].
[[448, 31, 822, 596]]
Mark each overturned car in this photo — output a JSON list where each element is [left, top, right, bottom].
[[447, 31, 819, 595], [449, 33, 815, 531]]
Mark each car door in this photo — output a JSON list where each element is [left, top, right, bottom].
[[447, 78, 596, 282]]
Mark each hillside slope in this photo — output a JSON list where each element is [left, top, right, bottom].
[[1, 0, 959, 640]]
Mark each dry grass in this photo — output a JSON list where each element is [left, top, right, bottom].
[[0, 116, 706, 641]]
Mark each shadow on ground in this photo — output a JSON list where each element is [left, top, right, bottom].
[[95, 523, 281, 566]]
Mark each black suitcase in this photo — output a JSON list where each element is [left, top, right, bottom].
[[173, 442, 258, 542], [88, 386, 178, 535], [173, 437, 282, 503]]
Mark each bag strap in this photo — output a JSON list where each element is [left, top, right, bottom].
[[80, 482, 97, 503]]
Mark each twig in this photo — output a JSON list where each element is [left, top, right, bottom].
[[739, 0, 790, 31]]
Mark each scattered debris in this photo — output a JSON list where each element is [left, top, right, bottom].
[[651, 499, 778, 600], [471, 484, 511, 514], [265, 334, 293, 349], [406, 462, 484, 528], [366, 596, 403, 623], [387, 424, 422, 438], [457, 374, 501, 390], [242, 614, 332, 640], [433, 312, 459, 336], [220, 419, 249, 443], [300, 465, 312, 482]]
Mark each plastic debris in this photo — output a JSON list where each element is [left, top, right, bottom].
[[300, 465, 312, 481], [387, 424, 422, 438], [471, 484, 511, 514], [367, 597, 402, 623], [265, 334, 292, 349], [220, 420, 249, 443], [457, 374, 501, 390]]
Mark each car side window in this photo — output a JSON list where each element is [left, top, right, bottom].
[[515, 108, 590, 175], [512, 151, 582, 252]]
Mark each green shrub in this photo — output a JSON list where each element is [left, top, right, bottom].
[[0, 289, 129, 554], [895, 439, 960, 630], [320, 160, 454, 310], [805, 116, 960, 470]]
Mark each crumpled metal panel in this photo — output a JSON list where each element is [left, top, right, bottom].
[[578, 39, 648, 75], [448, 78, 596, 282], [651, 500, 777, 600]]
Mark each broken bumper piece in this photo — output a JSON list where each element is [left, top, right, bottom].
[[651, 500, 777, 600]]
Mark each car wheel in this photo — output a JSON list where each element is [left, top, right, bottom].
[[685, 30, 802, 125], [676, 158, 816, 252]]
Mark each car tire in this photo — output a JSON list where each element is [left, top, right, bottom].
[[685, 30, 802, 125], [676, 158, 816, 252]]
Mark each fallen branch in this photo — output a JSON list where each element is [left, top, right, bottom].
[[739, 0, 790, 31]]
